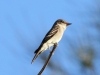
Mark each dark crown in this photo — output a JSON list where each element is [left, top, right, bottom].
[[56, 19, 72, 25]]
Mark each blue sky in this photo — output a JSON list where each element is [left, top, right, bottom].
[[0, 0, 100, 75]]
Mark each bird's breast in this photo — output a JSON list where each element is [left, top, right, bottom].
[[47, 26, 66, 44]]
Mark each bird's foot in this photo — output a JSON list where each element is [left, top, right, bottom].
[[54, 43, 58, 46]]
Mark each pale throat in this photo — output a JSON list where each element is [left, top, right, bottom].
[[58, 23, 67, 30]]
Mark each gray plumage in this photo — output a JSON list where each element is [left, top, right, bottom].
[[31, 19, 71, 64]]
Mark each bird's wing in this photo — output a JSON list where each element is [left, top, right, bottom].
[[42, 25, 59, 43], [34, 24, 59, 53], [31, 24, 59, 64]]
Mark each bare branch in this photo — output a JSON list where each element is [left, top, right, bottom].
[[38, 43, 57, 75]]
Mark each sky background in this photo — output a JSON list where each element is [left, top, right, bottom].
[[0, 0, 100, 75]]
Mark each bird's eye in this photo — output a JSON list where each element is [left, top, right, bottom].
[[60, 20, 63, 23]]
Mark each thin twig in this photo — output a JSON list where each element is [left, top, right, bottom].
[[38, 43, 57, 75]]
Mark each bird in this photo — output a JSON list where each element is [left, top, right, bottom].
[[31, 19, 71, 64]]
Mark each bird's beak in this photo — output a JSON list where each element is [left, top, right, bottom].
[[67, 23, 72, 25]]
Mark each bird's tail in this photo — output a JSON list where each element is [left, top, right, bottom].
[[31, 44, 44, 64], [34, 49, 39, 53], [31, 49, 42, 64]]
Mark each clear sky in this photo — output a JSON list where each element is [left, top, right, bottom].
[[0, 0, 100, 75]]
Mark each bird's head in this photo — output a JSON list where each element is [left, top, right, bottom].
[[56, 19, 72, 26]]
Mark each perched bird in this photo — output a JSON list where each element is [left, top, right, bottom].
[[31, 19, 71, 64]]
